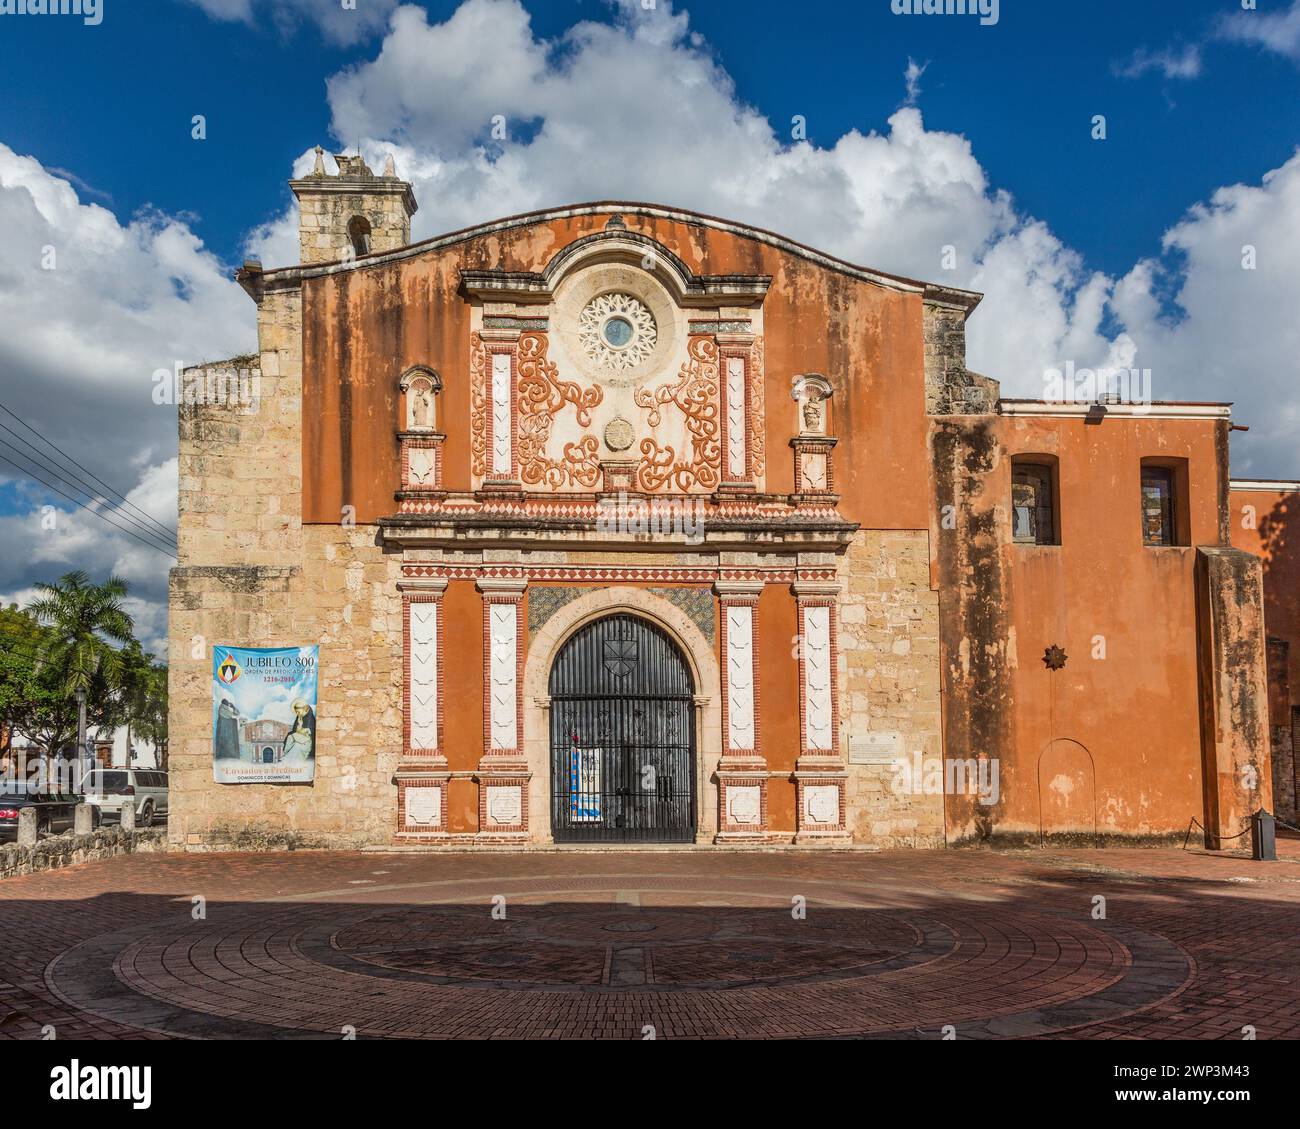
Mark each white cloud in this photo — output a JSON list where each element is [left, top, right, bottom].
[[1110, 154, 1300, 471], [1114, 44, 1203, 80], [184, 0, 400, 44], [1219, 0, 1300, 63], [0, 145, 252, 653], [8, 0, 1300, 668], [903, 57, 929, 106], [259, 0, 1298, 476]]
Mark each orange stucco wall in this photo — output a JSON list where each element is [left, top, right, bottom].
[[937, 412, 1235, 843], [993, 416, 1227, 837], [298, 210, 932, 533], [757, 583, 801, 833]]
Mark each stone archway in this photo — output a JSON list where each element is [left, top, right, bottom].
[[523, 586, 722, 844]]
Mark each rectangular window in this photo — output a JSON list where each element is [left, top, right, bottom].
[[1141, 466, 1176, 546], [1012, 461, 1057, 545]]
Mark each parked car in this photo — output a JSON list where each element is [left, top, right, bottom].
[[85, 768, 168, 827], [0, 781, 98, 841]]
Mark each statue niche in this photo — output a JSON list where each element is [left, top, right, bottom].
[[400, 367, 441, 432], [791, 373, 833, 437], [398, 366, 444, 495]]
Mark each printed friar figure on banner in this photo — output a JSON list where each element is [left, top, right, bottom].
[[212, 646, 319, 784]]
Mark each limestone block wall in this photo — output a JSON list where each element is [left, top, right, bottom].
[[922, 301, 998, 416], [1195, 547, 1275, 844], [838, 529, 946, 847], [294, 184, 413, 265], [169, 532, 402, 849], [171, 282, 404, 849]]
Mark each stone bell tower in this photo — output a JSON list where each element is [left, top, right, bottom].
[[289, 147, 418, 266]]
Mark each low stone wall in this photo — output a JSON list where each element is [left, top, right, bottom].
[[0, 826, 167, 880]]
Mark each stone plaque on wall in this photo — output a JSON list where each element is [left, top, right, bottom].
[[406, 787, 442, 827], [727, 786, 761, 826], [486, 785, 522, 827], [805, 785, 840, 825], [849, 732, 902, 765]]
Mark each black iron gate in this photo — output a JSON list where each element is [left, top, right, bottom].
[[550, 613, 696, 843]]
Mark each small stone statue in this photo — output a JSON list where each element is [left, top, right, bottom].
[[791, 373, 833, 436], [411, 384, 432, 429]]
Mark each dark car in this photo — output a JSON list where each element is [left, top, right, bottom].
[[0, 781, 97, 841]]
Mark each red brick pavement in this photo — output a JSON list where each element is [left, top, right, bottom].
[[1, 842, 1298, 1039]]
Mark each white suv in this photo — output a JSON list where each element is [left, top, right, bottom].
[[86, 768, 168, 827]]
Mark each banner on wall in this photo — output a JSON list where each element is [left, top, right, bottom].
[[212, 646, 318, 784]]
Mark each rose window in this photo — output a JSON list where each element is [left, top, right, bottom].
[[578, 292, 658, 372]]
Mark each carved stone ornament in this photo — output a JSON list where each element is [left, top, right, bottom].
[[579, 292, 658, 373], [727, 786, 761, 826], [604, 415, 635, 452], [805, 785, 840, 825], [791, 373, 833, 436], [406, 787, 441, 827]]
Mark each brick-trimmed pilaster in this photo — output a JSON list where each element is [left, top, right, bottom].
[[475, 577, 530, 842], [715, 580, 770, 841], [481, 331, 521, 491], [717, 333, 756, 492], [396, 578, 450, 840], [794, 579, 849, 842]]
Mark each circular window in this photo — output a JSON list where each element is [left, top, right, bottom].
[[603, 316, 634, 349], [579, 293, 658, 373]]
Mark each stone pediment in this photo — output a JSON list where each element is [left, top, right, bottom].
[[459, 224, 772, 497]]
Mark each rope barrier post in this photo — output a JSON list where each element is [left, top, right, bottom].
[[1251, 808, 1277, 862]]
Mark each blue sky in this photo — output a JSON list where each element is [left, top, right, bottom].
[[0, 0, 1297, 649], [2, 1, 1296, 274]]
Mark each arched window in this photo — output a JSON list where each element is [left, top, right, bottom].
[[347, 215, 372, 258]]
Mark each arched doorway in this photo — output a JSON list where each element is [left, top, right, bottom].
[[1037, 738, 1098, 843], [549, 613, 696, 843]]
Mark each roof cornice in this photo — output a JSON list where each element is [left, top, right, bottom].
[[1229, 479, 1300, 493], [244, 201, 983, 313], [998, 399, 1233, 421]]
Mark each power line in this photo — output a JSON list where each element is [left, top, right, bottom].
[[0, 453, 177, 560], [0, 400, 177, 544], [0, 435, 178, 552], [0, 400, 177, 543]]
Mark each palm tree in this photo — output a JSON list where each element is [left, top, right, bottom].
[[28, 571, 135, 702]]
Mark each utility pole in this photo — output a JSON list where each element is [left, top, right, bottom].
[[75, 686, 88, 787]]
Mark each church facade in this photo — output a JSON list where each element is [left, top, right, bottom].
[[168, 153, 1287, 850]]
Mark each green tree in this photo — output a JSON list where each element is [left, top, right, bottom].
[[0, 576, 168, 768], [27, 571, 134, 701], [0, 605, 73, 758]]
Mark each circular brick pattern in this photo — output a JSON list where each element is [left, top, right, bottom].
[[45, 874, 1192, 1039]]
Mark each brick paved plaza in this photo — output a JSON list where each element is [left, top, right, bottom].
[[2, 843, 1298, 1040]]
